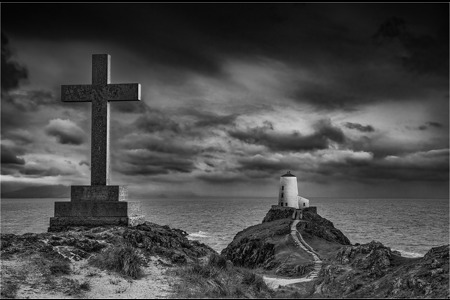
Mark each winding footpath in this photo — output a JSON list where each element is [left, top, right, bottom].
[[263, 219, 323, 289]]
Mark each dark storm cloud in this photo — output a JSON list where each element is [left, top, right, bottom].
[[120, 135, 200, 156], [238, 156, 292, 177], [6, 130, 34, 145], [20, 165, 77, 177], [373, 16, 449, 76], [1, 32, 28, 93], [229, 119, 345, 152], [347, 135, 437, 159], [79, 160, 90, 167], [1, 145, 25, 165], [117, 150, 196, 175], [293, 84, 361, 111], [231, 147, 448, 184], [111, 101, 149, 114], [184, 109, 238, 128], [4, 4, 447, 83], [45, 119, 86, 145], [427, 122, 443, 128], [196, 172, 246, 184], [133, 110, 181, 134], [4, 90, 56, 112], [313, 149, 449, 183], [344, 122, 375, 132], [114, 132, 201, 176], [416, 121, 443, 131]]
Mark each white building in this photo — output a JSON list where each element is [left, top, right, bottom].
[[278, 171, 310, 209]]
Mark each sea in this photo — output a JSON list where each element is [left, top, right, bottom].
[[1, 197, 448, 258]]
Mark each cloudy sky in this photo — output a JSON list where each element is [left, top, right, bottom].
[[1, 3, 448, 198]]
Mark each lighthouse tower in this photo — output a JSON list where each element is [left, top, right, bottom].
[[278, 171, 309, 209]]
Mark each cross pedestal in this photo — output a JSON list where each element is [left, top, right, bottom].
[[49, 54, 145, 231]]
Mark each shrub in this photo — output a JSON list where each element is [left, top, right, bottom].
[[207, 253, 228, 269], [89, 244, 143, 279], [1, 282, 19, 299], [49, 260, 71, 275], [241, 269, 269, 293], [79, 280, 91, 291]]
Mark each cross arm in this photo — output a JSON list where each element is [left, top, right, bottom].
[[61, 83, 141, 102]]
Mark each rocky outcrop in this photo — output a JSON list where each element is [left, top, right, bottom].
[[262, 206, 295, 223], [1, 222, 216, 299], [221, 219, 291, 269], [314, 242, 449, 298], [222, 208, 352, 272], [1, 222, 215, 264], [298, 210, 351, 246], [261, 206, 350, 246]]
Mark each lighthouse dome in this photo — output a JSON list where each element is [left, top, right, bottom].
[[281, 171, 296, 177]]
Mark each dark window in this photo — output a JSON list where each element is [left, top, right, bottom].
[[281, 192, 284, 198], [303, 203, 305, 207], [282, 186, 284, 190]]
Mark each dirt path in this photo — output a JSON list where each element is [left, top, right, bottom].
[[262, 219, 323, 289]]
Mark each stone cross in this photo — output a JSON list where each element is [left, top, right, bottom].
[[61, 54, 141, 185], [49, 54, 144, 231]]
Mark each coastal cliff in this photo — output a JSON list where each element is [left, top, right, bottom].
[[222, 206, 450, 298]]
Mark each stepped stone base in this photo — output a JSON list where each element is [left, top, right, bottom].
[[48, 215, 145, 232], [48, 183, 146, 231], [71, 185, 127, 201], [54, 201, 128, 217]]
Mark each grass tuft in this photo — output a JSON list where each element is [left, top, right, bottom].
[[170, 253, 272, 298], [89, 244, 144, 279]]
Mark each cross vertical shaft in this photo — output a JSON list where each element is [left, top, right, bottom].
[[91, 54, 111, 185]]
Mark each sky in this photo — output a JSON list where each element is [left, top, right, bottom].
[[1, 3, 449, 199]]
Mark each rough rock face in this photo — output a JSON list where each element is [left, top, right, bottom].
[[314, 242, 449, 298], [262, 206, 295, 223], [274, 262, 315, 277], [1, 222, 215, 264], [261, 206, 351, 246], [335, 241, 392, 276], [299, 210, 351, 246], [221, 219, 291, 269]]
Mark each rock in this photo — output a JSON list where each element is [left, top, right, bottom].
[[315, 242, 449, 298], [275, 262, 315, 276], [1, 222, 215, 265], [299, 210, 351, 246], [336, 241, 392, 277], [262, 206, 295, 223], [221, 219, 290, 269]]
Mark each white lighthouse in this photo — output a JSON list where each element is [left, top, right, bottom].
[[278, 171, 309, 209]]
